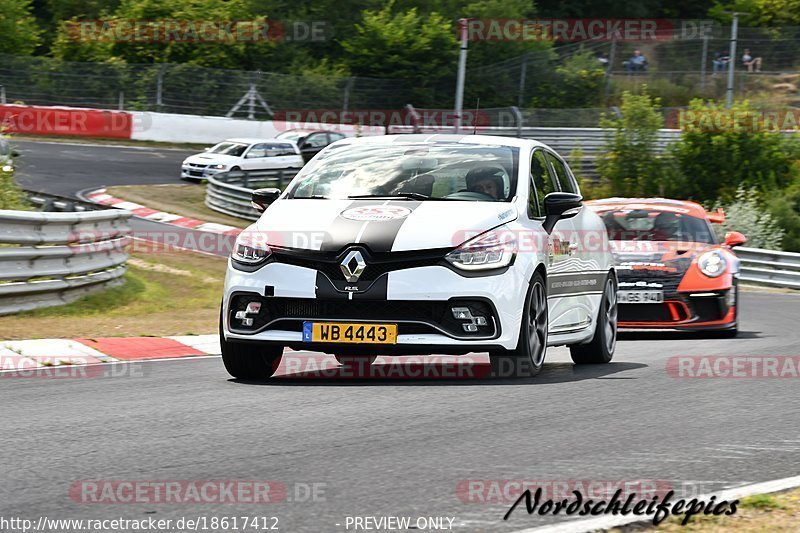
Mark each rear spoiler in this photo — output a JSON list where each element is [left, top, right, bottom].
[[706, 208, 725, 224]]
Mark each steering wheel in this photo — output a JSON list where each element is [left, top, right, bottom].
[[445, 191, 497, 201]]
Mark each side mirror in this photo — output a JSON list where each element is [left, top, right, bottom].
[[251, 188, 281, 212], [542, 192, 583, 234], [724, 231, 747, 248], [11, 150, 19, 157]]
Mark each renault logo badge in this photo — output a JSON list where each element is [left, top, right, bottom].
[[340, 250, 367, 282]]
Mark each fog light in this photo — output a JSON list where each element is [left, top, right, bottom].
[[245, 302, 262, 314], [235, 310, 248, 320], [463, 324, 478, 332], [452, 307, 472, 319], [474, 316, 487, 326], [241, 318, 254, 327]]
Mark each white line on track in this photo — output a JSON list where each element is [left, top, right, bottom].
[[510, 474, 800, 533], [0, 354, 221, 375]]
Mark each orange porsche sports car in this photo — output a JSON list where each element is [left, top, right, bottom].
[[586, 198, 747, 336]]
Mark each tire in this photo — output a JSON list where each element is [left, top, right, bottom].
[[230, 166, 241, 171], [570, 274, 617, 364], [219, 314, 283, 379], [490, 271, 548, 378]]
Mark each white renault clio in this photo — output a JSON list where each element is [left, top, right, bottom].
[[220, 135, 617, 378]]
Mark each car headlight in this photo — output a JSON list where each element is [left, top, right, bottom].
[[207, 164, 227, 170], [698, 250, 727, 278], [1, 164, 13, 172], [445, 228, 516, 271], [231, 231, 271, 265]]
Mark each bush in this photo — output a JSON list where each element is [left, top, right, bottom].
[[595, 89, 681, 197], [711, 187, 785, 250], [766, 180, 800, 251], [0, 168, 27, 210], [671, 99, 800, 203], [530, 50, 606, 108]]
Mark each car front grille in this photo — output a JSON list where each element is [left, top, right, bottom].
[[270, 247, 447, 282], [227, 294, 498, 339]]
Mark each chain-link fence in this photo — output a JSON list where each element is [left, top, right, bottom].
[[1, 27, 799, 119]]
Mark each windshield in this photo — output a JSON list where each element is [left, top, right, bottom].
[[276, 131, 306, 143], [599, 208, 717, 244], [207, 142, 248, 156], [285, 142, 519, 202]]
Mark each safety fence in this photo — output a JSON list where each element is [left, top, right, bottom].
[[736, 246, 800, 290], [0, 209, 132, 315], [206, 169, 300, 220]]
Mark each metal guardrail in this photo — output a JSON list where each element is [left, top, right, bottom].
[[206, 169, 300, 221], [736, 246, 800, 290], [0, 209, 133, 315]]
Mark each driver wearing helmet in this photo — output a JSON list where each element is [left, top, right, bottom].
[[465, 167, 505, 200]]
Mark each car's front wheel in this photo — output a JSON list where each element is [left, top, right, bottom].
[[490, 271, 548, 378], [570, 274, 617, 364], [219, 315, 283, 379]]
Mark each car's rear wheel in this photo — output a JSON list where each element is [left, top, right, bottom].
[[570, 275, 617, 364], [490, 271, 548, 378], [219, 314, 283, 379]]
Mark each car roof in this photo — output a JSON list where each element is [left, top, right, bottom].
[[585, 198, 710, 219], [332, 134, 551, 150], [220, 138, 286, 145]]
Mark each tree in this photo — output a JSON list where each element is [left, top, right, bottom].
[[339, 3, 457, 80], [671, 99, 800, 203], [595, 89, 679, 197], [0, 0, 42, 55]]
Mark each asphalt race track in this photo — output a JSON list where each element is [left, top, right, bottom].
[[4, 140, 800, 531], [3, 292, 800, 532], [12, 139, 195, 196]]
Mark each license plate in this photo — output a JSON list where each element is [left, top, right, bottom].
[[302, 322, 397, 344], [618, 290, 664, 304]]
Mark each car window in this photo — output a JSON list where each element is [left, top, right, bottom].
[[287, 142, 519, 202], [329, 133, 346, 142], [546, 152, 577, 194], [304, 133, 328, 148], [529, 149, 554, 217], [277, 143, 298, 156], [245, 144, 269, 158], [208, 142, 247, 156], [598, 209, 717, 243]]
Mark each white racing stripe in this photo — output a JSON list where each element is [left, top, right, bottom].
[[509, 474, 800, 533]]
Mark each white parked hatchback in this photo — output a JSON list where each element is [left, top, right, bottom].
[[220, 134, 617, 379], [180, 138, 304, 180]]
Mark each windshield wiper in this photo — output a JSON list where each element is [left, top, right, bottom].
[[347, 193, 452, 201]]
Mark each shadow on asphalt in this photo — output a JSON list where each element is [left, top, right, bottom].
[[230, 360, 647, 387], [619, 329, 761, 341]]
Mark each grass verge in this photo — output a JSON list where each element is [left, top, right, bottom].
[[611, 488, 800, 532], [0, 248, 227, 339], [105, 184, 250, 229]]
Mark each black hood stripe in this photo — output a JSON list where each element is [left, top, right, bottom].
[[320, 199, 421, 253]]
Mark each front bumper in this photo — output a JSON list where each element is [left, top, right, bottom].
[[618, 289, 736, 330], [181, 164, 225, 179], [222, 260, 530, 352]]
